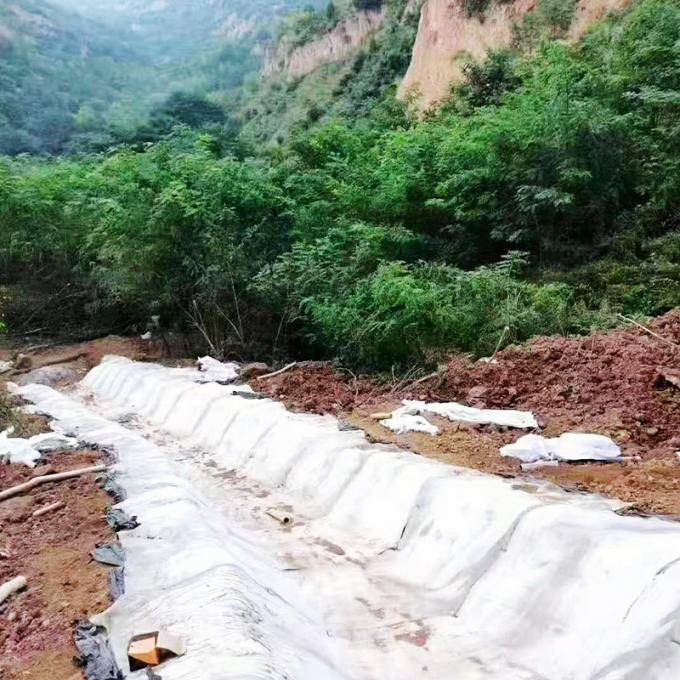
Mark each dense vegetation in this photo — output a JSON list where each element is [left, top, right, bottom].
[[238, 0, 419, 146], [1, 0, 679, 369], [0, 0, 316, 155]]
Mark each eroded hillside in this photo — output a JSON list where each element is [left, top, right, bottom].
[[263, 8, 385, 78], [400, 0, 634, 109]]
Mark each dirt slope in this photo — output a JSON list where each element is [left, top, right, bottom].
[[258, 311, 680, 514], [399, 0, 633, 110]]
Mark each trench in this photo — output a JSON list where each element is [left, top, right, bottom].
[[12, 356, 680, 679]]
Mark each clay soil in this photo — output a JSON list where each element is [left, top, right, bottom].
[[0, 451, 113, 680], [258, 311, 680, 515]]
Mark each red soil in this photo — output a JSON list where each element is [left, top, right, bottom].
[[258, 311, 680, 514], [0, 451, 113, 680]]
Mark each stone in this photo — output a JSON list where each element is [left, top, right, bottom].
[[14, 354, 32, 371], [240, 362, 270, 380], [17, 365, 79, 387], [467, 386, 488, 400]]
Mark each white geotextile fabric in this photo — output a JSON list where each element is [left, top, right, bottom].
[[0, 427, 78, 466], [196, 356, 239, 383], [381, 399, 538, 435], [501, 433, 622, 463], [380, 413, 440, 435], [11, 356, 680, 680]]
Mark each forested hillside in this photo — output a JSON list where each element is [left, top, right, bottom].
[[0, 0, 318, 154], [0, 0, 146, 154], [48, 0, 321, 61], [1, 0, 679, 369]]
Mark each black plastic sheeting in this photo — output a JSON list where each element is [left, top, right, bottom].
[[93, 543, 125, 568], [74, 621, 124, 680], [106, 508, 139, 532], [233, 390, 268, 400], [100, 473, 126, 503], [109, 567, 125, 600]]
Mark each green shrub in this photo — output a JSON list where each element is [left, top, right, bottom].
[[303, 260, 590, 368]]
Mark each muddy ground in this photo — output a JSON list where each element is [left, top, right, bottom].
[[258, 311, 680, 515], [0, 451, 113, 680], [0, 336, 171, 679]]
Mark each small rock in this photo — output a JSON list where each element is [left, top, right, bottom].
[[458, 422, 482, 433], [467, 386, 488, 402], [240, 362, 270, 380], [17, 365, 78, 387], [645, 427, 659, 436], [33, 465, 55, 477], [14, 353, 32, 371], [2, 496, 35, 523]]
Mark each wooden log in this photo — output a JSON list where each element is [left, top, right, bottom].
[[0, 465, 106, 503], [32, 500, 66, 518], [0, 575, 27, 605], [255, 362, 297, 381]]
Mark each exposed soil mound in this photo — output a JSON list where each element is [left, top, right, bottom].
[[259, 362, 377, 415], [401, 310, 680, 459], [258, 312, 680, 514]]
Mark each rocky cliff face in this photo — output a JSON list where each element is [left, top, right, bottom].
[[263, 9, 385, 78], [399, 0, 632, 110]]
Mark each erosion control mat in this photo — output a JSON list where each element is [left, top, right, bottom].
[[12, 355, 680, 679]]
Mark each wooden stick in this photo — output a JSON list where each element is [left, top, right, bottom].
[[402, 371, 440, 391], [0, 575, 27, 605], [0, 465, 106, 503], [255, 362, 297, 381], [617, 314, 678, 349], [38, 351, 88, 369], [484, 324, 510, 371], [388, 365, 419, 394], [32, 500, 65, 518]]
